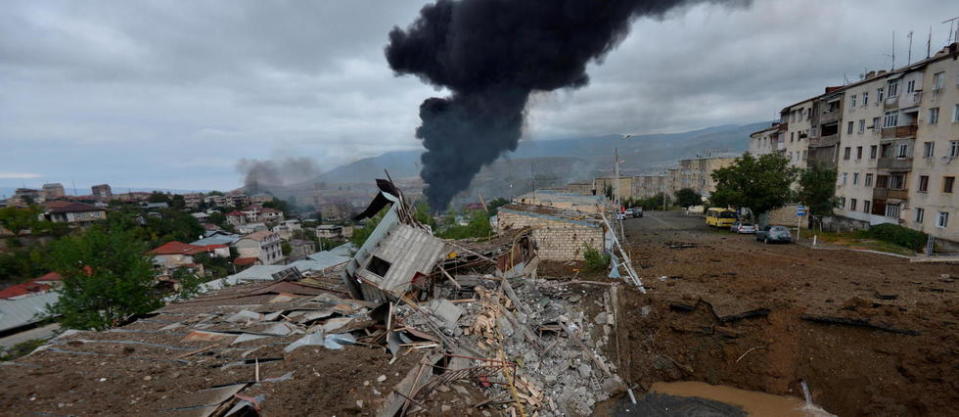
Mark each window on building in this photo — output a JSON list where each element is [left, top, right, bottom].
[[876, 175, 889, 188], [858, 120, 865, 134], [790, 132, 794, 142], [840, 197, 846, 208], [890, 174, 905, 189], [906, 79, 916, 93], [915, 207, 924, 224], [877, 87, 884, 101], [850, 199, 858, 211], [366, 256, 392, 277], [841, 172, 848, 185], [881, 143, 891, 158], [951, 141, 959, 159], [919, 175, 929, 192], [929, 107, 940, 124], [864, 200, 872, 213], [937, 211, 949, 228], [862, 92, 869, 106], [870, 145, 878, 159], [888, 80, 899, 97], [853, 172, 860, 184], [856, 146, 863, 159], [897, 143, 909, 158], [955, 104, 959, 122], [886, 203, 901, 218], [847, 121, 854, 134], [924, 141, 935, 158], [884, 111, 898, 128], [802, 150, 807, 160], [945, 176, 955, 193], [843, 147, 851, 160], [850, 95, 857, 108], [871, 117, 881, 130], [865, 173, 874, 187], [933, 72, 945, 91]]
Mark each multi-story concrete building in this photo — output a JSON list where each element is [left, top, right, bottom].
[[807, 88, 845, 169], [673, 156, 737, 198], [834, 70, 894, 225], [234, 231, 284, 265], [749, 124, 782, 156], [758, 43, 959, 246], [91, 184, 112, 200], [41, 183, 65, 200], [780, 99, 815, 169], [905, 45, 959, 243]]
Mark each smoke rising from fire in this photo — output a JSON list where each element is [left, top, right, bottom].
[[386, 0, 748, 210], [236, 157, 320, 195]]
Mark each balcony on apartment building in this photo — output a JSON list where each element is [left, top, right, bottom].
[[819, 110, 840, 125], [880, 124, 918, 139], [876, 155, 913, 170], [884, 91, 922, 110], [872, 187, 909, 201], [809, 133, 840, 148]]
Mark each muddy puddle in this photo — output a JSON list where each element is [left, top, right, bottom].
[[597, 381, 836, 417]]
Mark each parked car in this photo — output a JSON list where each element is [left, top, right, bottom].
[[632, 207, 643, 218], [755, 225, 792, 243], [730, 222, 756, 234], [624, 208, 635, 218]]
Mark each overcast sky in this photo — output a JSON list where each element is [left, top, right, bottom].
[[1, 0, 955, 192]]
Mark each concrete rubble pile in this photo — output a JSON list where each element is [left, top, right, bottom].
[[392, 275, 624, 416], [7, 179, 634, 417], [339, 179, 629, 416]]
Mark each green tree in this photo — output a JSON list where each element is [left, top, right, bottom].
[[798, 165, 838, 216], [436, 210, 492, 239], [46, 229, 162, 330], [170, 194, 186, 210], [711, 153, 798, 218], [486, 198, 510, 217], [263, 198, 290, 216], [0, 207, 39, 235], [674, 188, 702, 208], [147, 192, 170, 203], [350, 209, 386, 247], [281, 241, 292, 256], [413, 201, 437, 229]]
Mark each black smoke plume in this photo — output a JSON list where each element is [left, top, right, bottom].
[[386, 0, 747, 210]]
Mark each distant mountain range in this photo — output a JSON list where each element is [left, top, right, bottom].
[[313, 121, 770, 184]]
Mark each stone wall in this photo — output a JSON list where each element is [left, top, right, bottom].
[[497, 208, 605, 262]]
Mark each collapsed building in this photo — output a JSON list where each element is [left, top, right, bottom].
[[2, 180, 645, 417]]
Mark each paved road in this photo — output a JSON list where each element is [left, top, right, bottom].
[[624, 210, 708, 233]]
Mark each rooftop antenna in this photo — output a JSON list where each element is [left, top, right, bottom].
[[906, 30, 913, 65], [927, 26, 933, 59], [946, 17, 959, 45], [891, 30, 896, 70]]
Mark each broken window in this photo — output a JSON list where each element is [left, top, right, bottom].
[[366, 256, 392, 277]]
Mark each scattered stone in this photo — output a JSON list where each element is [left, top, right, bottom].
[[441, 405, 452, 412], [376, 375, 387, 382], [142, 376, 152, 382]]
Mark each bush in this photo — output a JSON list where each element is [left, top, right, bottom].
[[583, 245, 610, 272], [862, 223, 927, 251]]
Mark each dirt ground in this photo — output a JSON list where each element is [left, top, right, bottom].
[[605, 211, 959, 417]]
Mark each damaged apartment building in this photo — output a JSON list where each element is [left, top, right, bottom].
[[751, 42, 959, 248], [3, 179, 644, 417]]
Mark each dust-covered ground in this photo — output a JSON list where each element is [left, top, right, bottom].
[[606, 211, 959, 417]]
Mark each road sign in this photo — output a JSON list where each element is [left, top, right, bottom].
[[796, 205, 806, 217]]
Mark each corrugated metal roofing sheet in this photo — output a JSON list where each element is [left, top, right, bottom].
[[0, 292, 59, 332]]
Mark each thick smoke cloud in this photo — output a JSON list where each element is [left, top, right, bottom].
[[236, 157, 320, 194], [386, 0, 748, 210]]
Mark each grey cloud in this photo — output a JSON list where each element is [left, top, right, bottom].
[[1, 0, 955, 191]]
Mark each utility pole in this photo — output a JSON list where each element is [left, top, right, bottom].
[[891, 30, 896, 70], [613, 147, 620, 207], [927, 26, 933, 59]]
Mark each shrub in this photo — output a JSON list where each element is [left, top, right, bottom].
[[583, 245, 610, 272], [862, 223, 927, 251]]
